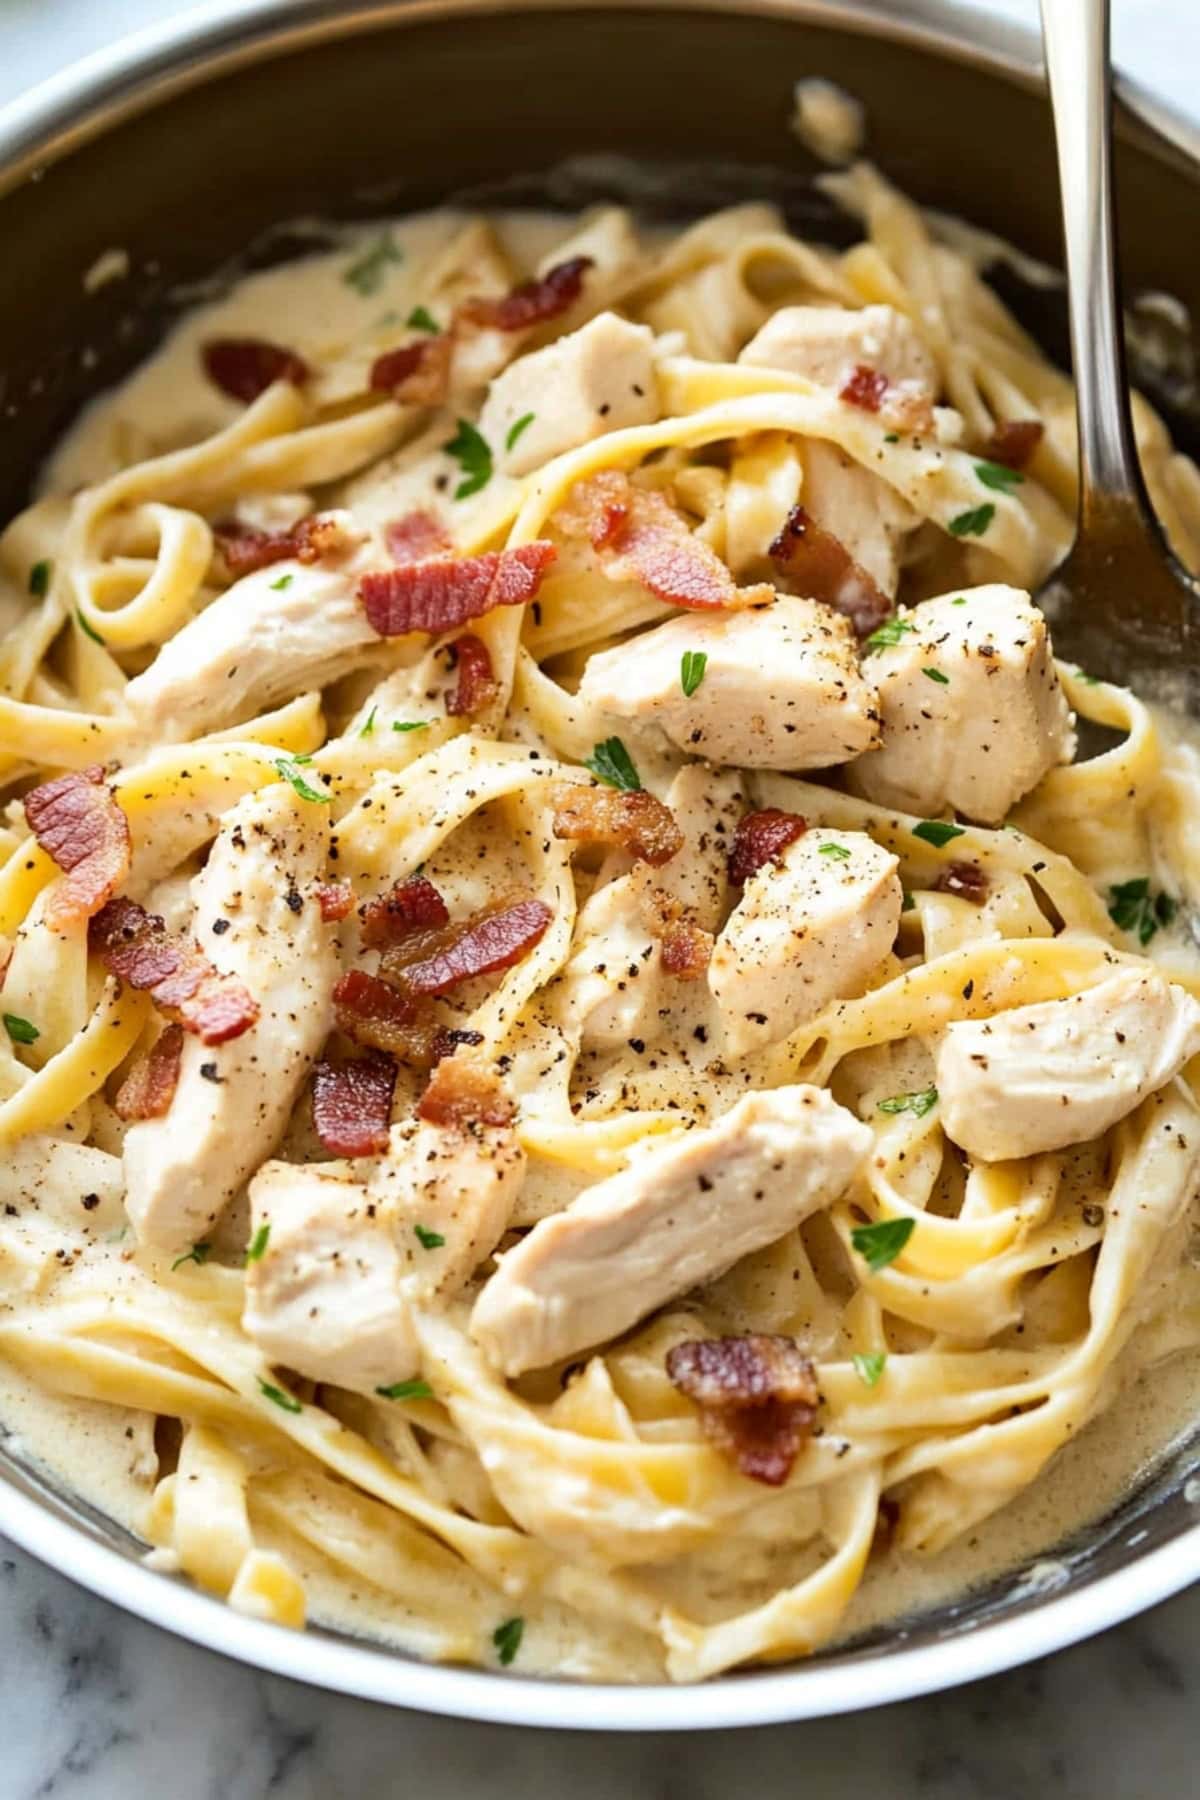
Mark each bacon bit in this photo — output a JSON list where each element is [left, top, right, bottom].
[[984, 418, 1044, 470], [332, 968, 442, 1067], [213, 513, 347, 580], [312, 1054, 396, 1156], [417, 1053, 515, 1129], [384, 509, 452, 562], [768, 502, 892, 638], [839, 363, 889, 412], [666, 1335, 819, 1486], [445, 634, 498, 717], [880, 380, 935, 436], [558, 472, 772, 612], [933, 860, 989, 903], [368, 331, 454, 406], [727, 808, 807, 885], [551, 782, 683, 868], [24, 766, 132, 930], [358, 540, 556, 637], [315, 881, 355, 922], [430, 1025, 485, 1063], [202, 337, 309, 404], [359, 875, 450, 948], [382, 896, 553, 996], [459, 256, 593, 333], [89, 898, 260, 1045], [113, 1023, 184, 1122], [660, 916, 714, 979]]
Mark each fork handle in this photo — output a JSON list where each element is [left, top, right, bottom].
[[1040, 0, 1152, 522]]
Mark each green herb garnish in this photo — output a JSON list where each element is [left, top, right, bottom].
[[877, 1086, 938, 1119], [414, 1224, 446, 1250], [850, 1217, 915, 1273], [913, 819, 966, 849], [493, 1616, 525, 1666], [948, 503, 995, 538], [171, 1242, 211, 1271], [28, 559, 51, 598], [680, 649, 708, 697], [270, 573, 293, 591], [863, 615, 914, 654], [505, 412, 536, 453], [852, 1351, 887, 1387], [76, 607, 105, 646], [444, 418, 493, 500], [1107, 877, 1178, 946], [3, 1013, 39, 1045], [951, 595, 967, 605], [974, 459, 1025, 493], [274, 756, 331, 804], [375, 1379, 434, 1402], [245, 1223, 270, 1263], [361, 706, 377, 737], [921, 666, 950, 685], [883, 432, 900, 444], [584, 736, 642, 791], [819, 842, 852, 861], [343, 230, 404, 297], [406, 305, 440, 334], [258, 1378, 302, 1413], [392, 720, 429, 733]]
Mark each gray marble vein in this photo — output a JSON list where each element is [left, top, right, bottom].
[[2, 2, 1199, 1794]]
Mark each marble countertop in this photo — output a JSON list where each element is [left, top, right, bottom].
[[3, 2, 1199, 1794]]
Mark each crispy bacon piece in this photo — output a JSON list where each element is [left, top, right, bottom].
[[359, 875, 450, 948], [315, 881, 355, 922], [838, 365, 934, 435], [445, 634, 498, 717], [24, 766, 132, 930], [551, 782, 684, 868], [558, 472, 772, 612], [459, 256, 593, 333], [213, 513, 347, 580], [769, 503, 892, 638], [113, 1023, 184, 1122], [384, 509, 452, 562], [417, 1054, 515, 1129], [727, 808, 807, 885], [933, 860, 989, 903], [382, 896, 553, 996], [311, 1054, 396, 1156], [332, 968, 441, 1067], [202, 336, 309, 404], [89, 898, 260, 1045], [637, 885, 713, 978], [358, 541, 556, 637], [666, 1334, 820, 1486], [983, 418, 1044, 470], [368, 332, 454, 406], [839, 363, 889, 412]]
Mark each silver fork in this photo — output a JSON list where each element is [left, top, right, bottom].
[[1038, 0, 1200, 708]]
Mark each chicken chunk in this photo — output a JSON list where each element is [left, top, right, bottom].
[[739, 302, 937, 392], [847, 585, 1075, 824], [124, 523, 375, 741], [471, 1085, 871, 1375], [798, 440, 917, 598], [709, 827, 902, 1057], [936, 969, 1200, 1161], [243, 1160, 418, 1391], [123, 784, 336, 1252], [375, 1114, 526, 1298], [477, 312, 658, 479], [578, 597, 880, 769]]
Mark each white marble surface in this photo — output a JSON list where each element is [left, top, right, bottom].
[[3, 2, 1200, 1794]]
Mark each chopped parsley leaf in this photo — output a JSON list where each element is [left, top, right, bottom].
[[361, 706, 378, 737], [3, 1013, 39, 1045], [28, 559, 51, 598], [505, 411, 536, 453], [414, 1224, 446, 1250], [850, 1217, 915, 1273], [948, 502, 995, 538], [921, 666, 950, 684], [974, 459, 1025, 493], [913, 819, 965, 849], [443, 418, 493, 499], [375, 1378, 434, 1401], [951, 595, 967, 605], [1107, 877, 1178, 946], [270, 573, 293, 591], [258, 1378, 302, 1413], [883, 432, 900, 443], [244, 1223, 270, 1263], [406, 304, 440, 334], [584, 736, 642, 791], [493, 1616, 525, 1666], [76, 607, 106, 645], [852, 1351, 887, 1387], [863, 615, 914, 654], [901, 889, 914, 912], [680, 649, 708, 697], [392, 720, 429, 733], [819, 842, 852, 861], [171, 1241, 211, 1271], [878, 1085, 938, 1118], [274, 756, 331, 803], [343, 230, 404, 297]]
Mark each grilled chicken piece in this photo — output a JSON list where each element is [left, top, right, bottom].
[[848, 585, 1075, 825], [738, 302, 938, 391], [796, 440, 917, 600], [578, 597, 880, 769], [936, 969, 1200, 1161], [478, 312, 658, 478], [470, 1084, 871, 1375], [123, 784, 335, 1252], [709, 827, 902, 1057]]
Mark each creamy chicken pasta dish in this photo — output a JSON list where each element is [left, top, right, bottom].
[[4, 161, 1200, 1684]]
